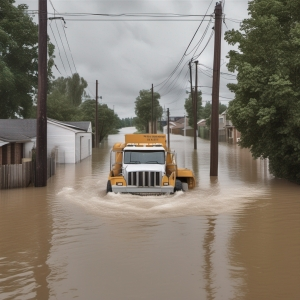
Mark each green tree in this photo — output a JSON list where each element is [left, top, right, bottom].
[[203, 102, 227, 127], [47, 93, 79, 121], [42, 74, 87, 121], [78, 99, 120, 142], [219, 103, 227, 115], [0, 0, 54, 118], [49, 73, 87, 107], [202, 101, 212, 119], [134, 89, 163, 133], [225, 0, 300, 183], [119, 117, 134, 128], [66, 73, 87, 106], [184, 91, 202, 127]]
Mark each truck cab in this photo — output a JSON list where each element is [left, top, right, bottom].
[[107, 134, 195, 195]]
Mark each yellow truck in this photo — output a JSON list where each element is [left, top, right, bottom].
[[107, 134, 196, 195]]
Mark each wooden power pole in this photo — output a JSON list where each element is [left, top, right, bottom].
[[194, 60, 198, 150], [210, 2, 222, 176], [95, 80, 98, 148], [167, 108, 170, 150], [151, 84, 154, 134], [189, 61, 196, 149], [36, 0, 48, 187]]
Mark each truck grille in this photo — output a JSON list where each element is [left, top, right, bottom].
[[127, 171, 161, 187]]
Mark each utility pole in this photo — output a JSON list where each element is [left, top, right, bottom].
[[189, 61, 197, 149], [194, 60, 199, 150], [167, 108, 170, 150], [95, 80, 98, 148], [36, 0, 47, 187], [151, 84, 154, 134], [210, 2, 222, 176]]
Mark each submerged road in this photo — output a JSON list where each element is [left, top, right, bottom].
[[1, 127, 300, 299]]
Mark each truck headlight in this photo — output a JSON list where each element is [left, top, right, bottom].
[[116, 182, 123, 186]]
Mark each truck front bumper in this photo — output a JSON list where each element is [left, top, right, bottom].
[[111, 185, 174, 194]]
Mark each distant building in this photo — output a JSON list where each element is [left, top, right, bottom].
[[221, 111, 241, 144]]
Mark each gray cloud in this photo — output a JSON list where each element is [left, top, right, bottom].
[[16, 0, 248, 118]]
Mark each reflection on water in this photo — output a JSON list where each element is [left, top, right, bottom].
[[0, 127, 300, 300]]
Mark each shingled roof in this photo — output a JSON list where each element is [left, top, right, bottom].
[[48, 119, 91, 131], [0, 119, 36, 142], [0, 119, 91, 143]]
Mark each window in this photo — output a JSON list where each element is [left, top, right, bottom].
[[124, 150, 165, 164]]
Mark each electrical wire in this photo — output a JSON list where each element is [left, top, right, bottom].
[[154, 0, 215, 97], [161, 69, 190, 101], [158, 62, 189, 96], [49, 22, 68, 76], [154, 1, 214, 90], [54, 19, 74, 76], [192, 28, 214, 60], [185, 18, 213, 56], [61, 20, 78, 74]]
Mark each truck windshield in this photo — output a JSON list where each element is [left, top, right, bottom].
[[124, 150, 165, 164]]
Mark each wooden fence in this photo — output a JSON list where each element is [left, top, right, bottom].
[[0, 157, 56, 190]]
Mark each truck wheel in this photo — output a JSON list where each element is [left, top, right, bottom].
[[106, 180, 112, 193], [174, 179, 183, 192]]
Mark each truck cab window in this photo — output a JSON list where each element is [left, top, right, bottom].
[[124, 151, 165, 164]]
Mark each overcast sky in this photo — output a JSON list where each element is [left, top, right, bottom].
[[16, 0, 249, 119]]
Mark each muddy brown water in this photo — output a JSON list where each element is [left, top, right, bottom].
[[1, 127, 300, 300]]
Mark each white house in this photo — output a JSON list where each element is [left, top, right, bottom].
[[47, 119, 92, 163], [0, 119, 92, 164]]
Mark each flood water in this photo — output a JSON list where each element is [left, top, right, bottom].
[[1, 127, 300, 300]]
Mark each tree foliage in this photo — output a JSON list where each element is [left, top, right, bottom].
[[202, 101, 227, 127], [119, 117, 134, 128], [225, 0, 300, 183], [78, 99, 120, 142], [42, 74, 87, 121], [184, 91, 202, 128], [49, 73, 87, 107], [47, 93, 79, 121], [134, 89, 163, 132], [184, 91, 227, 127], [0, 0, 54, 118]]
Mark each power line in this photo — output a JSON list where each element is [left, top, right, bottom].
[[186, 0, 214, 57], [154, 0, 215, 93], [192, 28, 214, 60], [49, 22, 68, 75], [48, 1, 79, 77], [54, 19, 74, 75], [161, 69, 190, 102], [61, 20, 78, 74], [48, 12, 213, 18], [62, 19, 213, 22], [186, 18, 213, 56], [158, 61, 189, 95]]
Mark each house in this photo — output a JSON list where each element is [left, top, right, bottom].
[[0, 119, 92, 165], [0, 119, 36, 165], [221, 111, 241, 144], [162, 117, 194, 136], [47, 119, 92, 163], [197, 119, 210, 140]]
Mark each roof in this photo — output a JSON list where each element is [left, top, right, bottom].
[[0, 118, 91, 143], [63, 121, 91, 131], [168, 117, 189, 129], [47, 118, 91, 132], [197, 119, 206, 126], [0, 119, 36, 142]]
